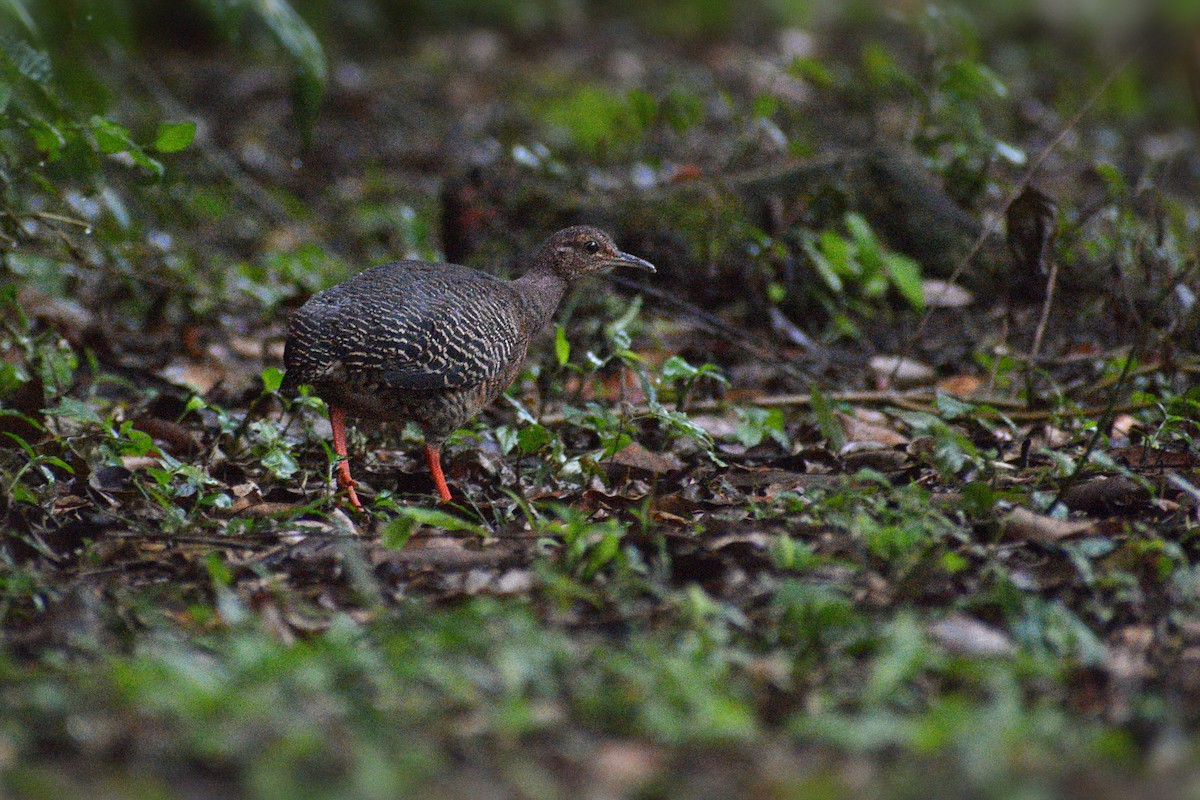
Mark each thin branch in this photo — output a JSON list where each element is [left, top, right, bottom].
[[1023, 257, 1059, 405]]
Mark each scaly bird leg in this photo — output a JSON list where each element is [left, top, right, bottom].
[[328, 404, 365, 513], [424, 443, 453, 502]]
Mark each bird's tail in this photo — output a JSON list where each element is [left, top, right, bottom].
[[278, 369, 301, 397]]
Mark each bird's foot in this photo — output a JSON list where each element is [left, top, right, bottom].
[[336, 461, 366, 514]]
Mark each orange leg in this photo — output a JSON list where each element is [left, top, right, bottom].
[[328, 404, 365, 513], [424, 443, 452, 502]]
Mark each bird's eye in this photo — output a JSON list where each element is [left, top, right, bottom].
[[584, 240, 600, 254]]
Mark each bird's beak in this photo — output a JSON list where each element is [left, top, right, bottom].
[[610, 251, 656, 273]]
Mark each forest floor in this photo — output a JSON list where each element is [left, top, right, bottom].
[[3, 9, 1200, 799]]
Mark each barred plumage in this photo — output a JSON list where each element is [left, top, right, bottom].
[[282, 226, 654, 511]]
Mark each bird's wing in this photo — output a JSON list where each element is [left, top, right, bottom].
[[349, 290, 526, 393]]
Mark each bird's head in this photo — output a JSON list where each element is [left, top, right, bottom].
[[535, 226, 656, 281]]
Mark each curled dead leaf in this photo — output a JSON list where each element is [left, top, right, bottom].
[[1006, 185, 1058, 277]]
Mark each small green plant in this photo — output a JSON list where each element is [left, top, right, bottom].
[[660, 355, 727, 411], [553, 299, 724, 466], [734, 406, 789, 449], [802, 213, 925, 338], [537, 505, 628, 582]]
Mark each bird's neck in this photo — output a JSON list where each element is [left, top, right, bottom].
[[513, 268, 568, 333]]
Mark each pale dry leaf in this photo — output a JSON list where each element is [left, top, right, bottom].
[[1000, 506, 1096, 545], [159, 361, 227, 394], [929, 612, 1015, 657], [688, 413, 740, 439], [120, 455, 160, 471], [921, 279, 974, 308], [869, 355, 934, 388]]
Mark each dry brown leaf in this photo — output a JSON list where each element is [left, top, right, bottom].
[[1000, 506, 1097, 545], [159, 361, 227, 394], [839, 412, 908, 447], [937, 374, 983, 397], [234, 502, 303, 519], [840, 444, 909, 473], [51, 495, 90, 513], [588, 740, 662, 798], [1111, 414, 1140, 438], [1062, 476, 1149, 515], [133, 416, 201, 455], [610, 441, 684, 474]]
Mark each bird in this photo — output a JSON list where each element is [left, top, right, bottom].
[[281, 226, 655, 512]]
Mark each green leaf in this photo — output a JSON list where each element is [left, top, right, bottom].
[[90, 116, 132, 154], [251, 0, 327, 133], [44, 397, 105, 426], [0, 31, 50, 81], [28, 120, 65, 156], [882, 253, 925, 310], [261, 448, 298, 479], [821, 229, 857, 276], [124, 146, 165, 178], [0, 2, 40, 40], [517, 423, 554, 455], [154, 120, 197, 153], [752, 94, 779, 117], [661, 355, 699, 382], [934, 392, 973, 420], [803, 238, 842, 292], [583, 530, 621, 579], [205, 552, 233, 587], [844, 213, 877, 249], [382, 507, 487, 549], [809, 385, 845, 452], [735, 406, 787, 449], [789, 56, 834, 87], [1094, 161, 1127, 195], [0, 361, 28, 397], [494, 425, 518, 456], [941, 61, 1007, 100], [261, 367, 284, 394], [554, 324, 570, 366]]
